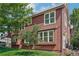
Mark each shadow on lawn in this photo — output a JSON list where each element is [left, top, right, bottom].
[[0, 47, 18, 53], [15, 51, 37, 56]]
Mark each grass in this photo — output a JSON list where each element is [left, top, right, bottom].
[[0, 47, 59, 56]]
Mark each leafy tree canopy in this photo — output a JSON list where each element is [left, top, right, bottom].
[[70, 8, 79, 49], [0, 3, 32, 37]]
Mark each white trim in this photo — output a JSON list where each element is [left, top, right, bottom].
[[54, 11, 56, 24], [53, 30, 55, 42], [48, 31, 49, 42], [44, 13, 49, 25], [49, 30, 55, 42], [42, 32, 44, 42], [38, 30, 54, 43], [44, 11, 56, 25], [43, 31, 48, 42]]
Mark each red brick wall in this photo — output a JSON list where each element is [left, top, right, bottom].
[[54, 8, 62, 51], [32, 14, 44, 24], [25, 8, 63, 52]]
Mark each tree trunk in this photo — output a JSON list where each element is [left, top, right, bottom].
[[32, 44, 35, 49]]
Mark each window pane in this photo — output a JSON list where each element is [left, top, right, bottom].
[[49, 30, 54, 42], [44, 31, 48, 42], [45, 19, 49, 24], [49, 31, 53, 36], [38, 32, 42, 40], [45, 14, 49, 24], [44, 31, 48, 36], [39, 37, 43, 42], [45, 14, 49, 19], [50, 12, 54, 17], [44, 37, 48, 42], [49, 37, 53, 42], [50, 17, 54, 23], [40, 32, 42, 38], [38, 32, 43, 42]]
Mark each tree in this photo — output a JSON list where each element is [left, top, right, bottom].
[[23, 30, 32, 46], [23, 24, 40, 49], [71, 31, 79, 49], [31, 24, 40, 49], [0, 3, 32, 42], [70, 8, 79, 49]]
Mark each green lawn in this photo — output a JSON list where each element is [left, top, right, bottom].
[[0, 47, 59, 56]]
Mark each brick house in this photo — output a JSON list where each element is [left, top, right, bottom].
[[13, 4, 70, 52]]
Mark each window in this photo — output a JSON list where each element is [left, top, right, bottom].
[[38, 32, 42, 42], [44, 11, 56, 24], [50, 12, 54, 23], [38, 30, 54, 42], [49, 31, 53, 42], [44, 31, 48, 42], [45, 13, 49, 24]]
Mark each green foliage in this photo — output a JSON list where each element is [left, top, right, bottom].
[[70, 8, 79, 30], [70, 8, 79, 49], [0, 3, 32, 32], [31, 24, 40, 44], [23, 24, 40, 49], [23, 30, 32, 45], [71, 31, 79, 49], [0, 3, 32, 42]]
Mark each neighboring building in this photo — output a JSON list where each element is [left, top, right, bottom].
[[13, 4, 71, 52], [0, 32, 11, 47]]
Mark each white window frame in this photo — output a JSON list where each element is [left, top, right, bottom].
[[38, 32, 43, 42], [49, 30, 54, 42], [43, 31, 49, 42], [44, 11, 56, 25], [38, 30, 54, 43]]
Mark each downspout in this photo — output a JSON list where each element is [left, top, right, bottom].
[[60, 8, 63, 52]]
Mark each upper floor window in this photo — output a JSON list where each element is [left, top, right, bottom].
[[44, 11, 56, 24]]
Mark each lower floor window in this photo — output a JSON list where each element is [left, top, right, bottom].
[[38, 30, 54, 42]]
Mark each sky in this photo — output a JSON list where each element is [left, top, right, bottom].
[[31, 3, 79, 15], [68, 3, 79, 14]]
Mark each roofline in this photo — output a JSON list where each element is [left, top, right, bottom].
[[32, 4, 65, 17]]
